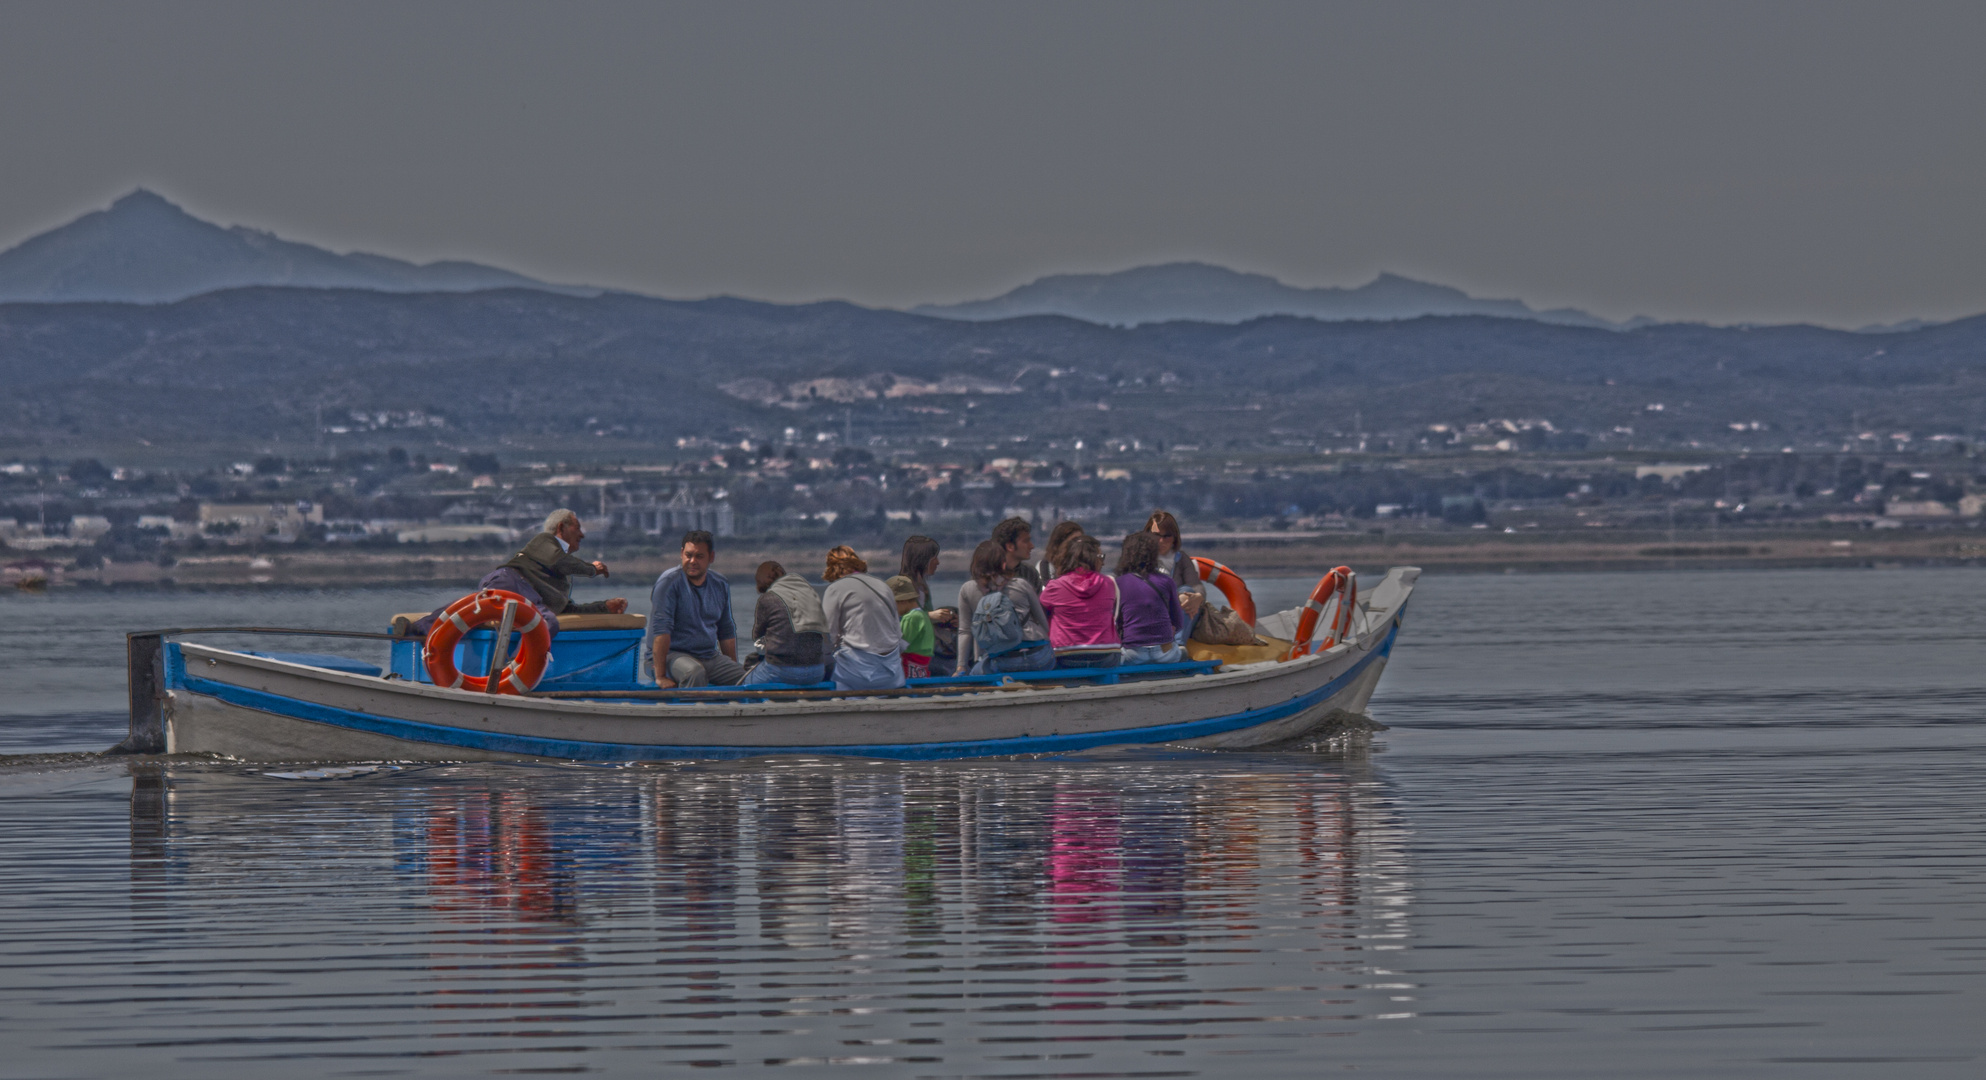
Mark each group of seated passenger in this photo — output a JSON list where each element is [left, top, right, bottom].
[[648, 533, 915, 692], [433, 506, 1217, 693], [951, 513, 1207, 675]]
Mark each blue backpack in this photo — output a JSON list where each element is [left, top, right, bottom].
[[970, 588, 1027, 658]]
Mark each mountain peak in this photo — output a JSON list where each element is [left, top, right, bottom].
[[0, 191, 584, 304], [912, 263, 1619, 329], [109, 188, 181, 213]]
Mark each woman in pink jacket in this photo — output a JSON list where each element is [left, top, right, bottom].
[[1038, 534, 1121, 669]]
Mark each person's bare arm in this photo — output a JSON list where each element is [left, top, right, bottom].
[[652, 632, 674, 688], [721, 638, 738, 662]]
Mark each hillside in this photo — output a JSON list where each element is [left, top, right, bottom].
[[3, 286, 1983, 459], [912, 262, 1623, 329]]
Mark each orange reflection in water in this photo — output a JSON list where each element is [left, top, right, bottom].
[[424, 793, 572, 921]]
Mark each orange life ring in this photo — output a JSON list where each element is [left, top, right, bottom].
[[1189, 556, 1256, 626], [1286, 566, 1356, 660], [423, 589, 552, 694]]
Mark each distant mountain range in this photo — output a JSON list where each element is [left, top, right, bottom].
[[911, 261, 1642, 330], [0, 190, 592, 304], [0, 192, 1953, 334]]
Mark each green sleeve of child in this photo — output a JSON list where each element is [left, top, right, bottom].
[[900, 608, 935, 657]]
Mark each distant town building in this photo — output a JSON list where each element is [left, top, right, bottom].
[[3, 558, 63, 586], [439, 499, 600, 531], [135, 515, 202, 540], [1635, 464, 1713, 482], [199, 501, 324, 542], [395, 523, 518, 544], [999, 505, 1113, 530], [0, 521, 81, 550], [1884, 500, 1956, 519], [611, 487, 734, 539]]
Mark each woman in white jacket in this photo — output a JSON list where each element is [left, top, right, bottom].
[[820, 545, 907, 692]]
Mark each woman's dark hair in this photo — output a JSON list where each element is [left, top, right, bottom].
[[1143, 510, 1180, 547], [1042, 521, 1084, 569], [1116, 531, 1161, 576], [755, 561, 784, 593], [900, 535, 939, 603], [991, 516, 1032, 549], [969, 540, 1007, 590], [1057, 533, 1103, 575]]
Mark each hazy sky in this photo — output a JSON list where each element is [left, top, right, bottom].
[[3, 1, 1983, 326]]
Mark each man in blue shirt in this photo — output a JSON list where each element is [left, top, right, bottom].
[[648, 530, 743, 687]]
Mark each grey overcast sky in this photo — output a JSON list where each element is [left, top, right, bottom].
[[2, 0, 1983, 327]]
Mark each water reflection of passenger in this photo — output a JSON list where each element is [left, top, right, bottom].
[[829, 771, 905, 946], [1118, 787, 1190, 931], [1049, 786, 1121, 925], [960, 773, 1054, 921], [1292, 784, 1360, 920], [901, 775, 949, 936], [753, 770, 838, 949], [650, 777, 740, 935], [1188, 777, 1269, 923], [120, 758, 1407, 1024]]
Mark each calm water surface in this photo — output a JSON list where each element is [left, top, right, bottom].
[[1, 569, 1982, 1077]]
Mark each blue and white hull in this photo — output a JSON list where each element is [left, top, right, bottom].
[[139, 568, 1419, 762]]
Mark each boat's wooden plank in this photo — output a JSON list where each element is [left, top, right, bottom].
[[389, 611, 647, 632]]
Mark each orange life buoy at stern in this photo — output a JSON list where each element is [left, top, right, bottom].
[[423, 588, 552, 694]]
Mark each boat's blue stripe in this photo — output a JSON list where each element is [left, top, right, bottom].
[[176, 624, 1396, 761]]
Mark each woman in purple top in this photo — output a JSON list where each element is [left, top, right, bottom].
[[1114, 531, 1185, 665]]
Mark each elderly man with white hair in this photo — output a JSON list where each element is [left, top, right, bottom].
[[405, 508, 626, 639]]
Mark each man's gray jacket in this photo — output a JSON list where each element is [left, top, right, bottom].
[[500, 532, 611, 614]]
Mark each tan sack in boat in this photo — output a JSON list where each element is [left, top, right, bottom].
[[1191, 603, 1258, 646]]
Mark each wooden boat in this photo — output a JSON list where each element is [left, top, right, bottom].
[[119, 566, 1420, 762]]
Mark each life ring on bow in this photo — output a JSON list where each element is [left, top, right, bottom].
[[423, 589, 552, 694], [1188, 556, 1256, 626], [1286, 566, 1356, 660]]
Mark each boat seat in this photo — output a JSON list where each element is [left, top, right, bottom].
[[390, 611, 647, 633]]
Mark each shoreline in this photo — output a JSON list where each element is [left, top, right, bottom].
[[15, 530, 1985, 588]]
